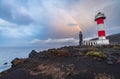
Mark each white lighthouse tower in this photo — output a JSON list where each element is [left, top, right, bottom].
[[95, 12, 109, 45]]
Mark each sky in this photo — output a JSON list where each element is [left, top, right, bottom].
[[0, 0, 120, 47]]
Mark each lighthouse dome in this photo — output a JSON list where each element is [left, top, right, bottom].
[[95, 12, 106, 21]]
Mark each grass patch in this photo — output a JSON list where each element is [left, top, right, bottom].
[[86, 51, 107, 59]]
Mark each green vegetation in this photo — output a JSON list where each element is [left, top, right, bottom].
[[86, 51, 107, 58]]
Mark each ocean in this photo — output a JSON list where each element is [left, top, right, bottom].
[[0, 46, 57, 73]]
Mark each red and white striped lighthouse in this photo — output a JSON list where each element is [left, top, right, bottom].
[[95, 12, 109, 45]]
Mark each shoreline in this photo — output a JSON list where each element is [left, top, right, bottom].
[[0, 45, 120, 79]]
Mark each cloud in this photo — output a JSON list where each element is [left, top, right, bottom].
[[105, 26, 120, 35], [68, 23, 78, 27], [0, 0, 33, 25], [1, 0, 119, 39], [30, 38, 78, 46], [0, 0, 120, 46], [0, 19, 34, 38]]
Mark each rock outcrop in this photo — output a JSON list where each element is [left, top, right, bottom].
[[11, 58, 26, 67]]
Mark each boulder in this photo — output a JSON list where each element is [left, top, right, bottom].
[[111, 53, 120, 59], [11, 58, 25, 67], [29, 50, 38, 58], [3, 62, 8, 65], [107, 57, 112, 61], [107, 61, 114, 65]]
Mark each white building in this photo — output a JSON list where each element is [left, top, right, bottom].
[[83, 39, 109, 46]]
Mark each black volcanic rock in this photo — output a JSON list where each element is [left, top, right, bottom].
[[29, 50, 38, 58], [0, 45, 120, 79], [11, 58, 26, 67], [0, 69, 53, 79], [29, 50, 50, 59]]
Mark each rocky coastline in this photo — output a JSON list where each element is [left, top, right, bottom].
[[0, 45, 120, 79]]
